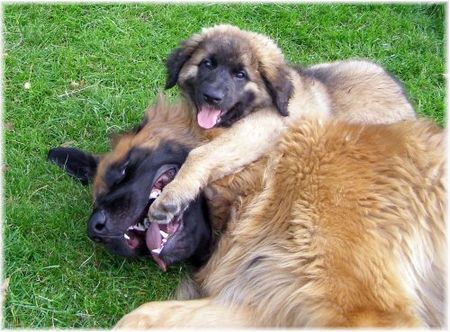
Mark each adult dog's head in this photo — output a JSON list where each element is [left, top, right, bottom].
[[48, 98, 212, 271], [165, 24, 293, 129]]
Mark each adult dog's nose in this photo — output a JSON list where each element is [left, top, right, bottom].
[[203, 90, 223, 105], [87, 210, 107, 243]]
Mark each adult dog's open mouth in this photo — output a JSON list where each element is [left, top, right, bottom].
[[123, 164, 181, 271]]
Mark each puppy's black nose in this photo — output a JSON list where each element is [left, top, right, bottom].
[[87, 210, 107, 242], [203, 91, 223, 105]]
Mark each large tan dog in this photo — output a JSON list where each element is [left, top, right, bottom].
[[147, 24, 416, 226], [47, 99, 214, 271], [116, 114, 445, 327]]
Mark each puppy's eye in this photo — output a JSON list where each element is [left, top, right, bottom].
[[235, 70, 247, 80], [201, 58, 214, 70]]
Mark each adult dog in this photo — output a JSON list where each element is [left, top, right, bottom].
[[116, 114, 445, 327], [147, 24, 416, 227], [48, 99, 213, 271], [47, 96, 444, 326]]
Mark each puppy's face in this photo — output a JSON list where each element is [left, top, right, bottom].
[[48, 105, 212, 271], [165, 25, 293, 129], [179, 38, 273, 129]]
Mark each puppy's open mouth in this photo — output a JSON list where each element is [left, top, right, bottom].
[[123, 164, 180, 271], [197, 106, 223, 129]]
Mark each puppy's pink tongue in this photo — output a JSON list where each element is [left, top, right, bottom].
[[197, 107, 221, 129]]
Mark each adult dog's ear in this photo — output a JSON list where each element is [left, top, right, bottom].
[[47, 147, 100, 185], [165, 46, 192, 89], [108, 114, 148, 149], [261, 66, 293, 117]]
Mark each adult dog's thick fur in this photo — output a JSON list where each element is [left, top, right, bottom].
[[148, 24, 416, 225], [116, 116, 445, 327]]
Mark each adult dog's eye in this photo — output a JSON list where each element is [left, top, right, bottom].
[[114, 164, 128, 185], [120, 165, 127, 176], [235, 70, 247, 80], [120, 160, 130, 176], [106, 160, 130, 187], [201, 58, 214, 70]]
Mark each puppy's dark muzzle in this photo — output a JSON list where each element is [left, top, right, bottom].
[[199, 70, 228, 107], [203, 90, 224, 105], [87, 210, 107, 243]]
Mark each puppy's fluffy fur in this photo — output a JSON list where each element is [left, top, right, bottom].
[[148, 24, 415, 225]]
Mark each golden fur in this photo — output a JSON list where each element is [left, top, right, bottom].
[[116, 115, 445, 328], [148, 24, 416, 226], [114, 26, 443, 328]]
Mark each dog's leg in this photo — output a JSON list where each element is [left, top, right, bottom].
[[114, 298, 256, 328], [148, 108, 286, 224]]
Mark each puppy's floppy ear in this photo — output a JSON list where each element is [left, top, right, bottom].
[[165, 31, 205, 89], [48, 147, 100, 185], [165, 46, 192, 89], [261, 65, 293, 117]]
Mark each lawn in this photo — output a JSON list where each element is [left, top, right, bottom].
[[2, 3, 445, 328]]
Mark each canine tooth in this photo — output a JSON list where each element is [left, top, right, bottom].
[[159, 230, 169, 238], [123, 233, 130, 240], [144, 219, 151, 228], [151, 248, 161, 254], [149, 190, 161, 200]]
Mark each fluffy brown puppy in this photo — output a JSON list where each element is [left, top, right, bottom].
[[148, 24, 416, 225], [116, 116, 445, 328]]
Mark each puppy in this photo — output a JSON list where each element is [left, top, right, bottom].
[[148, 24, 415, 225]]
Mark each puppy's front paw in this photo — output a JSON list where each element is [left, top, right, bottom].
[[149, 190, 187, 224]]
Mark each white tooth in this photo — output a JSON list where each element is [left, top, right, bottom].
[[162, 238, 167, 244], [134, 224, 145, 231], [149, 190, 161, 200], [151, 248, 161, 254], [159, 230, 168, 238], [124, 233, 130, 240]]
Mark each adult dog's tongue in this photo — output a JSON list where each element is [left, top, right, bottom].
[[197, 107, 221, 129], [146, 222, 166, 272]]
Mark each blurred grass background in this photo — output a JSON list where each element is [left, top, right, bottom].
[[2, 3, 445, 328]]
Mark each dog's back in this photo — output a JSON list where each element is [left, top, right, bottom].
[[279, 118, 444, 326], [299, 60, 416, 124], [199, 118, 445, 327]]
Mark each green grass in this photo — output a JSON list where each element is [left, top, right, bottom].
[[2, 3, 445, 328]]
